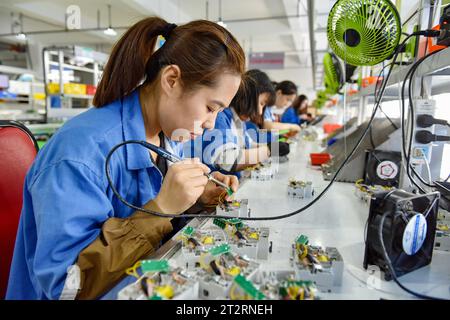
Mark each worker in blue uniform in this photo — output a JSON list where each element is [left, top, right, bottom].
[[263, 80, 301, 133], [186, 70, 290, 178], [281, 94, 313, 126], [6, 17, 247, 300]]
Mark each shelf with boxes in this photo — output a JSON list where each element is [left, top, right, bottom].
[[43, 46, 107, 121], [0, 69, 46, 122]]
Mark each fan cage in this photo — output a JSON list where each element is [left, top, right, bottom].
[[327, 0, 401, 66], [323, 52, 344, 94]]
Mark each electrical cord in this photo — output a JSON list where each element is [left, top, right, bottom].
[[406, 51, 446, 187], [369, 62, 398, 150], [421, 151, 433, 188], [400, 49, 444, 191], [373, 62, 400, 130], [404, 50, 450, 206], [445, 173, 450, 182], [370, 33, 431, 154], [369, 63, 399, 148], [406, 55, 436, 188], [104, 32, 435, 222], [369, 104, 377, 150]]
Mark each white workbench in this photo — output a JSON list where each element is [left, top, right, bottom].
[[103, 132, 450, 300], [234, 138, 450, 300]]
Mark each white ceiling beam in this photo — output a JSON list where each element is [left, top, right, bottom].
[[3, 2, 115, 44], [280, 0, 315, 91], [120, 0, 193, 24]]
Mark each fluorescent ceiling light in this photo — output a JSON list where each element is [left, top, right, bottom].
[[16, 33, 27, 40], [217, 20, 227, 28], [103, 27, 117, 36]]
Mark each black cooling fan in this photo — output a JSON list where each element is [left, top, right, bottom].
[[364, 150, 401, 187], [364, 190, 440, 280]]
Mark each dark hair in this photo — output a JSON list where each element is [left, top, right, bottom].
[[231, 69, 276, 125], [292, 94, 308, 115], [231, 75, 258, 120], [246, 69, 275, 105], [94, 17, 246, 107], [275, 80, 297, 96]]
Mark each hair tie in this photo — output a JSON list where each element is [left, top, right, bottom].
[[161, 23, 177, 40]]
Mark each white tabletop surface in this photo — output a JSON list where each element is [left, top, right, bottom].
[[104, 130, 450, 300]]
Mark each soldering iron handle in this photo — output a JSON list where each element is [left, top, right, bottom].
[[141, 141, 182, 163]]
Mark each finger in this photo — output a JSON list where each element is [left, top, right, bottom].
[[206, 186, 224, 201], [212, 172, 239, 193], [181, 158, 211, 174], [182, 167, 211, 179], [179, 157, 201, 164], [228, 175, 239, 192], [171, 162, 211, 174], [190, 185, 209, 200], [211, 171, 229, 184], [187, 175, 209, 188]]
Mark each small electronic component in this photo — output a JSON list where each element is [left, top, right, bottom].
[[291, 234, 344, 292], [288, 179, 314, 199], [299, 128, 319, 142], [438, 211, 450, 222], [261, 158, 280, 172], [250, 167, 274, 181], [354, 179, 394, 203], [177, 226, 226, 269], [228, 274, 265, 300], [246, 160, 278, 180], [216, 199, 249, 218], [213, 217, 270, 260], [434, 222, 450, 252], [196, 244, 260, 299], [270, 154, 290, 164], [118, 260, 198, 300], [255, 271, 318, 300]]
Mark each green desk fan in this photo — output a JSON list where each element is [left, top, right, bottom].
[[323, 52, 343, 94], [327, 0, 401, 66], [315, 90, 331, 108]]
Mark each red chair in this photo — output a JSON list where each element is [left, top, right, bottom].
[[0, 120, 38, 299]]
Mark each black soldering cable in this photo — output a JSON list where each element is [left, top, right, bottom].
[[105, 33, 436, 221]]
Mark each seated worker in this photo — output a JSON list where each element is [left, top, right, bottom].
[[243, 69, 276, 144], [6, 17, 245, 300], [263, 80, 301, 132], [187, 70, 290, 178], [281, 94, 313, 126]]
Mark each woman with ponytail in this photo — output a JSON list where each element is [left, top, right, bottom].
[[7, 17, 245, 300]]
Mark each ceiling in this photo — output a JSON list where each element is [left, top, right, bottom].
[[0, 0, 341, 97]]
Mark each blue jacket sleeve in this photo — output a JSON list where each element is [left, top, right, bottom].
[[245, 121, 276, 144], [201, 111, 238, 169], [263, 107, 274, 122], [281, 107, 300, 125], [28, 160, 113, 299]]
